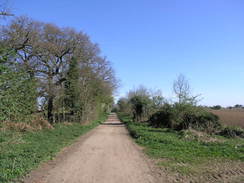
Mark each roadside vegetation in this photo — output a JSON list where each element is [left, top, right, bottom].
[[116, 75, 244, 182], [119, 113, 244, 182], [0, 9, 116, 183], [0, 114, 107, 183], [0, 16, 116, 124]]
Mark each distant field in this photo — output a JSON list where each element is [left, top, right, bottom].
[[210, 109, 244, 128]]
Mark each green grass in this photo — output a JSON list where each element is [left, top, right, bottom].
[[118, 112, 244, 175], [0, 114, 107, 183]]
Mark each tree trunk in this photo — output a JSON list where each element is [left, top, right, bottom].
[[48, 96, 54, 123]]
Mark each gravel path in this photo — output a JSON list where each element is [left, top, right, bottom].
[[24, 114, 158, 183]]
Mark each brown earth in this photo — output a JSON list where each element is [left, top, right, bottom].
[[23, 114, 162, 183], [210, 109, 244, 128]]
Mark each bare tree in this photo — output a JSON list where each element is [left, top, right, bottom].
[[173, 74, 191, 104], [127, 85, 150, 99], [173, 74, 200, 105]]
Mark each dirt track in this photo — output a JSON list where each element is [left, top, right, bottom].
[[24, 114, 158, 183]]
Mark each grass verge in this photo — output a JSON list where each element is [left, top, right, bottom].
[[0, 114, 107, 183], [118, 112, 244, 176]]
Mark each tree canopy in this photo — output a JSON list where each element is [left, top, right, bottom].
[[0, 16, 117, 123]]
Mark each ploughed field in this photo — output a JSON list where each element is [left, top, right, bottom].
[[210, 109, 244, 128]]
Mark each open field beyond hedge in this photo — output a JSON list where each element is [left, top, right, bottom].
[[210, 109, 244, 128]]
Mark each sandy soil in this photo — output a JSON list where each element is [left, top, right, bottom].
[[23, 114, 159, 183]]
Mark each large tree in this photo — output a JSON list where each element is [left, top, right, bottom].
[[64, 57, 81, 118], [1, 16, 116, 123]]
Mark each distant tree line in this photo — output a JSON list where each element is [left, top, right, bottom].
[[227, 104, 244, 109], [209, 104, 244, 110], [0, 16, 116, 124]]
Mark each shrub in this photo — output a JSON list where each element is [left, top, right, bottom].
[[129, 95, 151, 122], [1, 116, 53, 132], [179, 108, 221, 133], [148, 103, 221, 133], [29, 115, 53, 130], [111, 107, 118, 113], [1, 122, 34, 132], [0, 48, 37, 122], [149, 104, 175, 128], [211, 105, 222, 110], [219, 127, 244, 138]]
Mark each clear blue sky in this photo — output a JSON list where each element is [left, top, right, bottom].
[[8, 0, 244, 106]]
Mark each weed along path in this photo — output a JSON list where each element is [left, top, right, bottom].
[[24, 113, 158, 183]]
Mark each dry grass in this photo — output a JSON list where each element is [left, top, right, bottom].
[[29, 115, 53, 130], [210, 109, 244, 128], [181, 129, 224, 143], [0, 115, 53, 132], [1, 122, 34, 132], [63, 122, 73, 126]]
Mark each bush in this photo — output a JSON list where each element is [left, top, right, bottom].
[[179, 108, 221, 133], [0, 48, 37, 122], [148, 103, 221, 133], [211, 105, 222, 110], [149, 104, 175, 128], [129, 95, 151, 122], [219, 127, 244, 138], [111, 107, 118, 113]]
